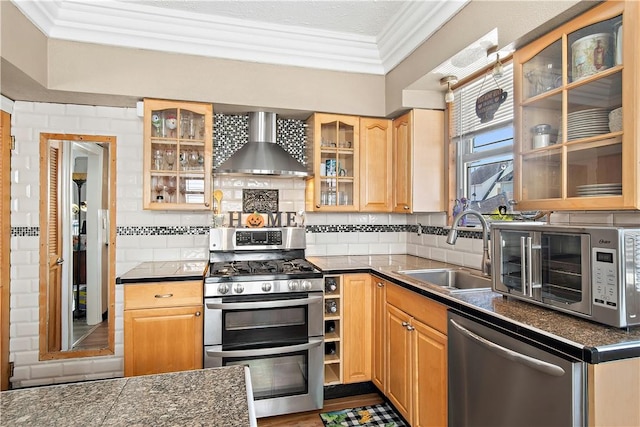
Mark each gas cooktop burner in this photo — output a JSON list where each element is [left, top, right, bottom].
[[210, 258, 316, 278]]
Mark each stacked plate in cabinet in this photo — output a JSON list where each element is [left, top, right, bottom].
[[567, 108, 611, 141], [576, 183, 622, 197]]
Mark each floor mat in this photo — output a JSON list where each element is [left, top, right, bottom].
[[319, 402, 407, 427]]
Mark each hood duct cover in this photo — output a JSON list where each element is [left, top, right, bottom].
[[216, 111, 309, 177]]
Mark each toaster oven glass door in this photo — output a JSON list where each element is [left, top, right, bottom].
[[540, 232, 591, 315], [495, 230, 536, 297], [495, 229, 591, 316]]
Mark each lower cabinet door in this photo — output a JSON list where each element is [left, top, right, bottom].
[[413, 318, 448, 427], [342, 274, 372, 383], [124, 305, 203, 376], [386, 303, 413, 423], [372, 279, 387, 391]]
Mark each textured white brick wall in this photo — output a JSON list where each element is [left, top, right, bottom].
[[9, 102, 142, 388]]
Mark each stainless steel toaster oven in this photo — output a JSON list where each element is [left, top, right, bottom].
[[492, 222, 640, 328]]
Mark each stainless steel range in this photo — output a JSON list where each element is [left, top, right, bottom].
[[203, 227, 324, 419]]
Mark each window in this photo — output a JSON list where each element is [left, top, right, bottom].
[[451, 62, 514, 216]]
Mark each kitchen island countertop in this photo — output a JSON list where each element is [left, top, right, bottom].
[[307, 254, 640, 363], [0, 366, 256, 426]]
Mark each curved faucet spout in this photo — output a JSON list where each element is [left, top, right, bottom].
[[447, 209, 491, 276]]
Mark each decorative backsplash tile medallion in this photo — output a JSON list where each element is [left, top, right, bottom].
[[243, 189, 279, 213]]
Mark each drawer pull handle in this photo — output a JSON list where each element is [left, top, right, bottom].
[[377, 282, 384, 287], [154, 293, 174, 298]]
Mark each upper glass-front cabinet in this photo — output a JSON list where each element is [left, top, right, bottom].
[[143, 99, 213, 210], [514, 1, 639, 210], [305, 113, 360, 211]]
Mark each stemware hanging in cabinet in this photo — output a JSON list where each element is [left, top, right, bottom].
[[143, 99, 213, 210], [513, 0, 639, 211]]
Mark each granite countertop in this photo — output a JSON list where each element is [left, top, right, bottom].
[[0, 366, 256, 426], [307, 254, 640, 363], [117, 260, 208, 284]]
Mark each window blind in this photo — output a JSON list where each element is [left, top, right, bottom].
[[451, 63, 514, 138]]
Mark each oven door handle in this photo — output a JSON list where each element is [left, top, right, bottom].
[[206, 337, 323, 358], [206, 295, 323, 310]]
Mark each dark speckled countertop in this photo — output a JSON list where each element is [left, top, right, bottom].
[[307, 255, 640, 363], [0, 366, 256, 426], [116, 260, 208, 284]]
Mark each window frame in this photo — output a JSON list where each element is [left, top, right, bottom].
[[446, 58, 515, 224]]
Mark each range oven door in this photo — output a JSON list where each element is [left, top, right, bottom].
[[204, 292, 323, 347], [203, 291, 324, 418], [204, 338, 323, 418], [494, 229, 591, 316]]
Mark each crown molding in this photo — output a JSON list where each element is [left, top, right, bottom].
[[11, 0, 465, 75], [377, 0, 469, 73]]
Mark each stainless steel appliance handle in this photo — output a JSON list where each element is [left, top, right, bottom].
[[520, 236, 528, 296], [206, 337, 323, 358], [450, 319, 565, 377], [527, 236, 533, 297], [206, 295, 322, 310]]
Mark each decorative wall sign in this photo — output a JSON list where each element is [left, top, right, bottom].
[[242, 189, 279, 213], [475, 88, 508, 123]]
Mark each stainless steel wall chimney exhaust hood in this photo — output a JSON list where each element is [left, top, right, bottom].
[[216, 111, 309, 177]]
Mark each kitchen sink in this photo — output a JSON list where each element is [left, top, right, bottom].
[[397, 268, 492, 293]]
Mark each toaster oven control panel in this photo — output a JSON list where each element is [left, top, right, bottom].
[[592, 247, 617, 309]]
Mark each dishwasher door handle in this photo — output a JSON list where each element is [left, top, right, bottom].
[[450, 319, 566, 377]]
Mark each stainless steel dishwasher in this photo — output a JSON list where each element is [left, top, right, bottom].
[[448, 311, 585, 427]]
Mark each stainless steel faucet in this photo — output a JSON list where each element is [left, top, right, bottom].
[[446, 209, 491, 276]]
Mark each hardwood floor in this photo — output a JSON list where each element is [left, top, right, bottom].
[[257, 393, 384, 427], [72, 319, 108, 350]]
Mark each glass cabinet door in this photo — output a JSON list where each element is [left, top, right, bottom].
[[515, 2, 627, 209], [307, 113, 359, 211], [319, 120, 355, 208], [144, 100, 213, 210]]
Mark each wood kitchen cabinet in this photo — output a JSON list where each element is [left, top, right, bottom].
[[513, 1, 640, 210], [305, 113, 360, 212], [371, 277, 387, 392], [359, 117, 393, 212], [392, 109, 445, 213], [143, 99, 213, 210], [386, 283, 447, 427], [588, 358, 640, 426], [124, 280, 203, 377], [342, 274, 373, 384]]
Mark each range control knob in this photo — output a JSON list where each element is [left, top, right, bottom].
[[262, 282, 272, 292], [288, 280, 300, 291], [234, 283, 244, 294], [301, 280, 313, 291], [217, 284, 230, 295]]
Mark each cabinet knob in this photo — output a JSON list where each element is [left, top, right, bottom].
[[195, 311, 201, 317], [154, 293, 174, 298], [406, 325, 414, 331], [377, 282, 384, 287], [204, 202, 210, 207], [403, 205, 409, 210], [401, 321, 409, 327], [316, 204, 321, 209], [56, 258, 64, 265]]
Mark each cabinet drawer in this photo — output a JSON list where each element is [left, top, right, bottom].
[[386, 283, 447, 334], [124, 280, 202, 309]]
